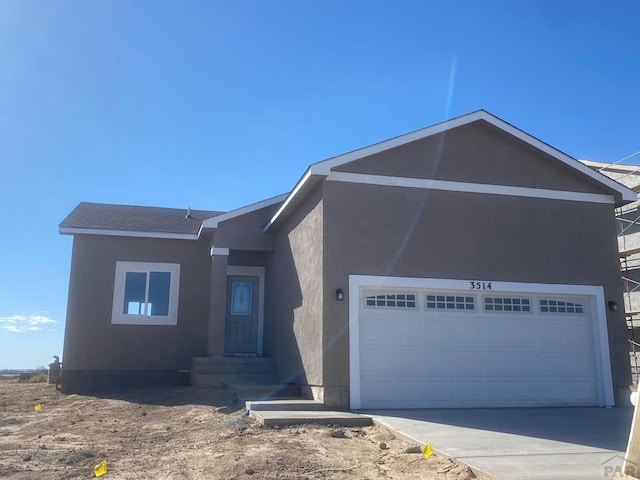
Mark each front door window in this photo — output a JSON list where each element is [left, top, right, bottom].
[[225, 275, 259, 353], [230, 281, 253, 315]]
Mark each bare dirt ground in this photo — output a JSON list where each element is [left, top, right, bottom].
[[0, 378, 488, 479]]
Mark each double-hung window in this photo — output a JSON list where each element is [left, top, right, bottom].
[[111, 261, 180, 325]]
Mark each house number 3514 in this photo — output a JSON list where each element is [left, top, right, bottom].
[[469, 281, 492, 290]]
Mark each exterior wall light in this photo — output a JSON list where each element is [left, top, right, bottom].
[[608, 301, 618, 312], [336, 289, 344, 301]]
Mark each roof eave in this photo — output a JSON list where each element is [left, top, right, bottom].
[[263, 169, 327, 232], [202, 193, 288, 229], [58, 226, 200, 240]]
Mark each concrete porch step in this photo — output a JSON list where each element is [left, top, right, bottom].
[[192, 356, 276, 367], [191, 372, 280, 388], [249, 410, 373, 427], [190, 356, 280, 388], [192, 363, 277, 375], [227, 381, 301, 401], [246, 399, 326, 412]]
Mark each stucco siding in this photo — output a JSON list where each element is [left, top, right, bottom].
[[63, 234, 212, 376], [265, 187, 324, 386], [321, 180, 630, 397], [213, 204, 279, 251], [334, 121, 611, 195]]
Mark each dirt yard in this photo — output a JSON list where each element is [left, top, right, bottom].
[[0, 378, 488, 479]]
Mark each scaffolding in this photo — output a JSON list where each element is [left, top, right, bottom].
[[588, 160, 640, 384]]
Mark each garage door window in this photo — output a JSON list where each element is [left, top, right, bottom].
[[426, 295, 475, 311], [484, 297, 531, 312], [539, 299, 584, 314], [365, 293, 416, 308]]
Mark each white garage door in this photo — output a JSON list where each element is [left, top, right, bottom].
[[351, 277, 612, 409]]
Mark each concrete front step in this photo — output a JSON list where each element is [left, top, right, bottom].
[[192, 356, 276, 366], [190, 356, 279, 388], [250, 410, 374, 427], [246, 399, 326, 412], [192, 363, 278, 375], [191, 373, 280, 388], [227, 382, 301, 401]]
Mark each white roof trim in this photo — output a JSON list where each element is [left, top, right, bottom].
[[263, 169, 314, 232], [327, 171, 615, 204], [314, 110, 636, 202], [266, 111, 636, 230], [202, 193, 287, 229], [59, 227, 199, 240]]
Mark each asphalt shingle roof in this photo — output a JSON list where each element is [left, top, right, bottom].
[[60, 202, 224, 235]]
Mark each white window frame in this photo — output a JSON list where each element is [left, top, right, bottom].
[[111, 261, 180, 325]]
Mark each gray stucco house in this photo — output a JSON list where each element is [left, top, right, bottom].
[[60, 110, 636, 409]]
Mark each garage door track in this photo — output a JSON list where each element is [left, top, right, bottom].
[[368, 407, 633, 480]]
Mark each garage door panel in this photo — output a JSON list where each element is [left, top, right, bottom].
[[362, 376, 600, 409], [357, 286, 601, 408], [514, 379, 598, 404]]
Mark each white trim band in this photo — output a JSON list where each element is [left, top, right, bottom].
[[59, 227, 199, 240], [328, 171, 615, 204], [202, 194, 287, 229], [263, 170, 313, 232], [211, 247, 230, 256]]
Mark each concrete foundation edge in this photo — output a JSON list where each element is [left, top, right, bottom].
[[61, 370, 189, 393], [302, 384, 350, 410]]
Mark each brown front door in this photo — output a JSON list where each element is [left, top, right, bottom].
[[225, 275, 259, 354]]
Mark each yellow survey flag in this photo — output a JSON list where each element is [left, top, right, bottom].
[[94, 460, 107, 477], [34, 404, 41, 411], [422, 443, 433, 458]]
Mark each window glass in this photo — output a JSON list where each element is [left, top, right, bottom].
[[148, 271, 171, 316], [231, 281, 253, 315], [426, 294, 475, 311], [113, 262, 180, 325], [365, 293, 416, 308], [123, 272, 147, 315], [484, 297, 531, 312], [539, 299, 584, 314]]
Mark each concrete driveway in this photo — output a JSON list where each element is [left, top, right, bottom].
[[367, 408, 633, 480]]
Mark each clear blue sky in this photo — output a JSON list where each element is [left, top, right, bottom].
[[1, 1, 639, 368]]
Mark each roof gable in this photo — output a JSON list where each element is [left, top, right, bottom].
[[264, 110, 636, 230], [333, 120, 607, 194]]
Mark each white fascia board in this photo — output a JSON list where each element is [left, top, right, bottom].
[[202, 193, 287, 229], [482, 115, 637, 203], [58, 226, 199, 240], [210, 247, 230, 256], [263, 169, 315, 232], [310, 110, 636, 203], [327, 172, 615, 204], [313, 111, 486, 175]]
